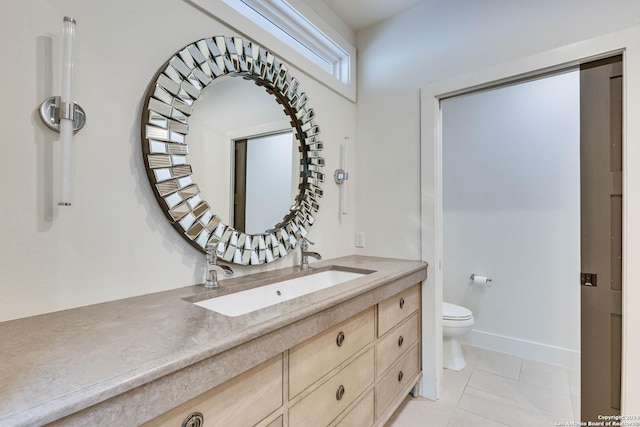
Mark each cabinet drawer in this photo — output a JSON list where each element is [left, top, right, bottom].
[[290, 348, 374, 427], [264, 416, 283, 427], [334, 389, 374, 427], [376, 312, 419, 377], [289, 307, 375, 398], [375, 343, 419, 419], [378, 284, 420, 337], [143, 355, 282, 427]]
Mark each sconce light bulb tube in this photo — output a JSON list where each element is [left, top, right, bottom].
[[59, 16, 76, 206], [61, 17, 75, 107], [340, 137, 349, 216], [59, 120, 73, 206]]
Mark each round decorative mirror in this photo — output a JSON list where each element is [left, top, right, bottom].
[[141, 36, 324, 265]]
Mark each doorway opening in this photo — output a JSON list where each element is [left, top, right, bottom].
[[232, 130, 297, 234], [440, 69, 581, 369], [437, 55, 623, 422]]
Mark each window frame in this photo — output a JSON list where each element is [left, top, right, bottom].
[[187, 0, 356, 101]]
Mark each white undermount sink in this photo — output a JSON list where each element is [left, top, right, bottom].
[[194, 268, 371, 317]]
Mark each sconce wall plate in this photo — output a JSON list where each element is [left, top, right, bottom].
[[39, 96, 86, 133], [334, 169, 348, 184]]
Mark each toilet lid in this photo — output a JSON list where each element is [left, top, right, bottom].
[[443, 302, 472, 320]]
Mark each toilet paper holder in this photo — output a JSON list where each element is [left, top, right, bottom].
[[470, 274, 492, 283]]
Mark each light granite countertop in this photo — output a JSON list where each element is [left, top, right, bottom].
[[0, 255, 427, 426]]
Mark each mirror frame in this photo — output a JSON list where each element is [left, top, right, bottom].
[[141, 36, 324, 265]]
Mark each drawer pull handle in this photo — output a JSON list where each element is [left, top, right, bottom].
[[336, 384, 346, 401], [181, 412, 204, 427], [336, 331, 345, 347], [399, 297, 405, 309], [398, 335, 404, 347], [398, 370, 404, 382]]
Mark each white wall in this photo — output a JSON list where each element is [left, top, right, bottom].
[[0, 0, 356, 321], [442, 72, 581, 368], [355, 0, 640, 261]]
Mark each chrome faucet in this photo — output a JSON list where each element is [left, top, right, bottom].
[[300, 238, 321, 271], [204, 244, 234, 288]]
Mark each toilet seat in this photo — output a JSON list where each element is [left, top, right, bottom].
[[443, 302, 473, 321]]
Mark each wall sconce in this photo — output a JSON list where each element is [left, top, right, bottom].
[[334, 137, 349, 219], [39, 17, 86, 206]]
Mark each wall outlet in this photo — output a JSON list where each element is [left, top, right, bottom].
[[355, 232, 365, 248]]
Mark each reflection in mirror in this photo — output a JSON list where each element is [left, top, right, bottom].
[[234, 131, 297, 234], [141, 36, 324, 265], [188, 76, 297, 233]]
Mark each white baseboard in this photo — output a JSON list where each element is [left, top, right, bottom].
[[462, 329, 580, 370]]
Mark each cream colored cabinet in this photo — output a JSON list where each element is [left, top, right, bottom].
[[290, 348, 374, 426], [334, 390, 375, 427], [288, 307, 376, 426], [288, 283, 422, 427], [376, 312, 419, 376], [378, 285, 420, 337], [142, 355, 283, 427], [145, 284, 421, 427], [375, 284, 421, 424], [375, 343, 420, 419], [264, 416, 283, 427], [289, 307, 375, 398]]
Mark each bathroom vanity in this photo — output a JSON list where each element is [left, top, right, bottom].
[[0, 256, 427, 426]]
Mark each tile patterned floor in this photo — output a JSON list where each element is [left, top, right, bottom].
[[386, 345, 580, 427]]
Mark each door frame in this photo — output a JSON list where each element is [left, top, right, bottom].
[[419, 25, 640, 413]]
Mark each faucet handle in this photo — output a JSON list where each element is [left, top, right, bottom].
[[205, 243, 221, 262], [300, 237, 314, 251]]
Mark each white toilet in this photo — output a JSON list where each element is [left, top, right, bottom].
[[442, 302, 474, 371]]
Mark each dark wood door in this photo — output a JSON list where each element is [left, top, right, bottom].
[[580, 55, 623, 422], [234, 139, 247, 231]]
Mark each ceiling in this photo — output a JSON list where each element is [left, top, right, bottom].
[[319, 0, 428, 32]]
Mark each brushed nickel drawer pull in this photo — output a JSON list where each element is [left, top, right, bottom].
[[336, 384, 346, 401], [398, 370, 404, 382], [399, 297, 405, 309], [336, 331, 345, 347], [181, 412, 204, 427], [398, 335, 404, 347]]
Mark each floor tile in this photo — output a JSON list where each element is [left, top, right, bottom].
[[448, 408, 508, 427], [388, 345, 581, 426], [440, 365, 473, 406], [467, 370, 574, 418], [519, 359, 571, 395], [474, 348, 522, 380], [386, 397, 455, 427], [568, 368, 580, 396], [460, 344, 482, 368], [571, 393, 581, 421], [458, 387, 558, 427]]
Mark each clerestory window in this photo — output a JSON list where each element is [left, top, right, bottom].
[[230, 0, 351, 85], [190, 0, 356, 100]]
